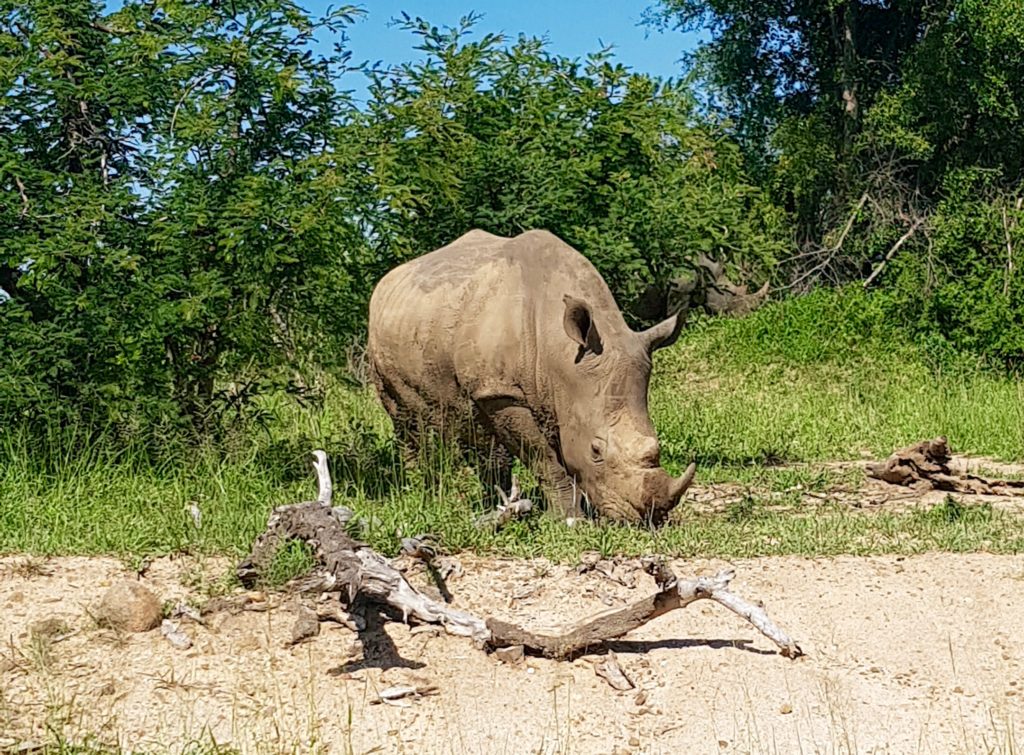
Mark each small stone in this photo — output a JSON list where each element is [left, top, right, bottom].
[[779, 703, 793, 714], [634, 690, 647, 706], [8, 591, 24, 603], [30, 617, 69, 639], [289, 605, 320, 645], [494, 645, 525, 664], [953, 686, 964, 694], [1007, 690, 1018, 697], [98, 681, 116, 696], [869, 666, 882, 673], [718, 741, 729, 749], [95, 580, 162, 632], [161, 619, 193, 650], [629, 736, 641, 747]]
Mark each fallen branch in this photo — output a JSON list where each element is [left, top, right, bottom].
[[867, 437, 1024, 495], [474, 476, 534, 531], [238, 451, 803, 661], [486, 567, 801, 659]]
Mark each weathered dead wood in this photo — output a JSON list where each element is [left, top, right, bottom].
[[486, 568, 802, 659], [474, 476, 534, 531], [239, 451, 803, 661], [867, 437, 1024, 495], [237, 498, 491, 644], [593, 651, 634, 690]]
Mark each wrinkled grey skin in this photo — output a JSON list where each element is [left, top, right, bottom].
[[367, 229, 696, 523], [632, 254, 770, 323]]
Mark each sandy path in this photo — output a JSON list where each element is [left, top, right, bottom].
[[1, 553, 1022, 754]]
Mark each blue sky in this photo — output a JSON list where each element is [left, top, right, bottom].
[[328, 2, 704, 98]]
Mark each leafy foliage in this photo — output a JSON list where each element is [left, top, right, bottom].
[[0, 0, 372, 432], [361, 15, 786, 321], [651, 0, 1024, 367], [1, 6, 786, 436]]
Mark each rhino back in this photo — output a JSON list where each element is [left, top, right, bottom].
[[368, 229, 626, 407]]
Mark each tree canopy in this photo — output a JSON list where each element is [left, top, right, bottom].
[[650, 0, 1024, 365], [1, 3, 784, 435]]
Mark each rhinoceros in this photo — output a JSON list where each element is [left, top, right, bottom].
[[632, 254, 770, 323], [367, 229, 696, 523]]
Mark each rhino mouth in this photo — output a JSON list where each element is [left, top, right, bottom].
[[589, 462, 697, 525]]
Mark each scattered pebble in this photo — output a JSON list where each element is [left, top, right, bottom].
[[289, 604, 320, 645], [160, 619, 192, 650], [493, 645, 525, 664], [95, 580, 162, 632]]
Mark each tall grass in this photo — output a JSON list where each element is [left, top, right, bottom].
[[2, 288, 1022, 559]]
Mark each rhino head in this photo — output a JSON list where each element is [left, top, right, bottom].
[[556, 295, 696, 524], [637, 255, 770, 323]]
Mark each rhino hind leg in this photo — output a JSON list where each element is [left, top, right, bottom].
[[369, 361, 430, 468]]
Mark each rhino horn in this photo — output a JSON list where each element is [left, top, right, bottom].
[[637, 311, 685, 353], [669, 462, 697, 503], [644, 462, 697, 524]]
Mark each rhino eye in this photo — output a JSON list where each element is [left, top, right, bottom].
[[590, 440, 606, 463]]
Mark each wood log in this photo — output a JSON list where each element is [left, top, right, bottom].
[[867, 437, 1024, 495]]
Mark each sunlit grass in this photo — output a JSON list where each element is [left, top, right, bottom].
[[2, 290, 1023, 560]]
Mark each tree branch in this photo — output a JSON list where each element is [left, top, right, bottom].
[[863, 217, 923, 289]]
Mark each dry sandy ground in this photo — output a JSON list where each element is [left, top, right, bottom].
[[1, 553, 1023, 754]]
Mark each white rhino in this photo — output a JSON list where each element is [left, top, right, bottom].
[[367, 229, 696, 523]]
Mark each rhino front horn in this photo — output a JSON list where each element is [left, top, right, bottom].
[[669, 462, 697, 503]]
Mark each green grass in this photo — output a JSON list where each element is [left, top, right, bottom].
[[2, 288, 1023, 561]]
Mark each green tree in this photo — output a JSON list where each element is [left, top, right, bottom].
[[360, 15, 787, 320], [651, 0, 1024, 365], [0, 0, 370, 431]]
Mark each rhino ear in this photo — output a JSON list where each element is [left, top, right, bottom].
[[563, 294, 594, 349], [639, 311, 685, 353]]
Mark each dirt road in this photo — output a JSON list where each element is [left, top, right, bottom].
[[1, 553, 1022, 754]]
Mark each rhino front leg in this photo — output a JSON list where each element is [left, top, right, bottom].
[[544, 469, 586, 521], [475, 399, 584, 521]]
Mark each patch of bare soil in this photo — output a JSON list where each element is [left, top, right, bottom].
[[1, 553, 1022, 754], [687, 452, 1024, 516]]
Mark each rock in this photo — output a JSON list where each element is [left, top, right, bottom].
[[594, 651, 634, 691], [779, 703, 793, 714], [95, 580, 163, 632], [29, 617, 69, 639], [493, 645, 525, 664], [161, 619, 193, 650], [289, 604, 320, 645]]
